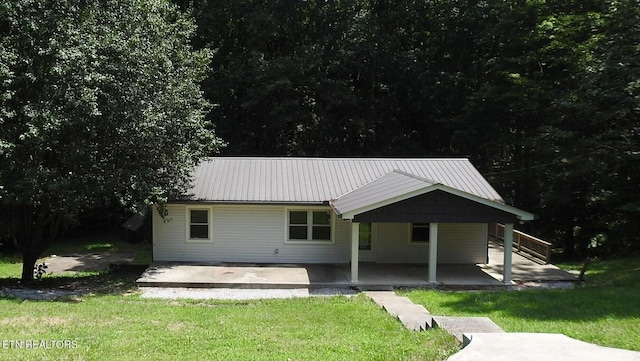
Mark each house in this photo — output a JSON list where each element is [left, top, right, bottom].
[[152, 157, 534, 284]]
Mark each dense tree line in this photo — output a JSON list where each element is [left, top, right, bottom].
[[178, 0, 639, 258], [0, 0, 636, 278]]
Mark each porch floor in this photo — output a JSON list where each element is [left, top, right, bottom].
[[483, 241, 578, 282], [137, 242, 576, 288]]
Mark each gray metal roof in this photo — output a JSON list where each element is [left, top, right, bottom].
[[186, 157, 505, 204], [329, 170, 435, 215], [330, 170, 535, 221]]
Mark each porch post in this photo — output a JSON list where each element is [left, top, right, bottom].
[[503, 223, 514, 284], [351, 221, 359, 283], [428, 222, 438, 283]]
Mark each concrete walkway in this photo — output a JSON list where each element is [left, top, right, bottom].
[[365, 290, 640, 361], [450, 333, 640, 361]]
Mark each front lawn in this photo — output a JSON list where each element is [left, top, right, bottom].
[[0, 291, 458, 361], [0, 237, 458, 361], [4, 235, 638, 358], [403, 256, 640, 351]]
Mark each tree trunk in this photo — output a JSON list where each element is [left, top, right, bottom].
[[14, 206, 58, 282], [21, 251, 38, 283], [563, 234, 577, 260]]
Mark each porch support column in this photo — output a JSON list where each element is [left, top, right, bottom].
[[351, 221, 359, 283], [428, 222, 438, 283], [503, 223, 514, 284]]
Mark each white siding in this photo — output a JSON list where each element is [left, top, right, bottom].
[[153, 205, 216, 262], [437, 223, 488, 264], [373, 223, 487, 264], [153, 204, 351, 263], [375, 223, 429, 263], [153, 205, 487, 264]]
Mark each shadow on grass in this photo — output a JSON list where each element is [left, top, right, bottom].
[[434, 286, 639, 321], [0, 267, 146, 302], [409, 256, 640, 322]]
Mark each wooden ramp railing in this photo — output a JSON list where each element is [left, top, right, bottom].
[[489, 223, 552, 264]]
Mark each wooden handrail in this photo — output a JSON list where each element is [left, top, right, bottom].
[[489, 223, 552, 264]]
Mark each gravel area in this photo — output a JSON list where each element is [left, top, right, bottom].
[[515, 281, 576, 290], [1, 287, 357, 301], [140, 287, 358, 300]]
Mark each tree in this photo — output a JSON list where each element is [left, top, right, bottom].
[[533, 0, 640, 256], [0, 0, 223, 281], [178, 0, 638, 258]]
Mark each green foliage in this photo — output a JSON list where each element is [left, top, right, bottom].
[[185, 0, 639, 258], [0, 0, 222, 280]]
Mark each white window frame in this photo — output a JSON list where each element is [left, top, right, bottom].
[[284, 207, 335, 244], [186, 206, 213, 243], [408, 223, 430, 245]]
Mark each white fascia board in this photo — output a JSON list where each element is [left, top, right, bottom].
[[434, 185, 536, 221], [338, 184, 535, 221]]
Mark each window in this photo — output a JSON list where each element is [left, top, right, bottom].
[[187, 208, 211, 241], [287, 209, 333, 243], [289, 211, 308, 240], [410, 223, 430, 243], [359, 223, 372, 250]]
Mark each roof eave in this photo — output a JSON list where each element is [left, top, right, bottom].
[[335, 184, 535, 221]]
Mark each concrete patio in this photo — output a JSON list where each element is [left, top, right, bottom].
[[137, 242, 576, 288]]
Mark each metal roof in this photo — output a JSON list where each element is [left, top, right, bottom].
[[330, 171, 535, 221], [186, 157, 505, 204], [329, 170, 435, 216]]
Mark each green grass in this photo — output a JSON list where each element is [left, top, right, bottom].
[[0, 291, 458, 360], [403, 256, 640, 351], [0, 253, 21, 280], [0, 235, 457, 361], [3, 237, 638, 359]]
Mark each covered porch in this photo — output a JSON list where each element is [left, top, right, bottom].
[[330, 170, 536, 285], [136, 244, 576, 289]]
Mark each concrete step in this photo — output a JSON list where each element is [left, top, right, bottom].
[[382, 298, 427, 316], [432, 316, 504, 342], [365, 291, 433, 331], [398, 312, 433, 331]]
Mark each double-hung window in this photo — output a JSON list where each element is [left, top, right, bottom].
[[287, 209, 333, 243], [410, 223, 430, 243], [187, 207, 211, 242]]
